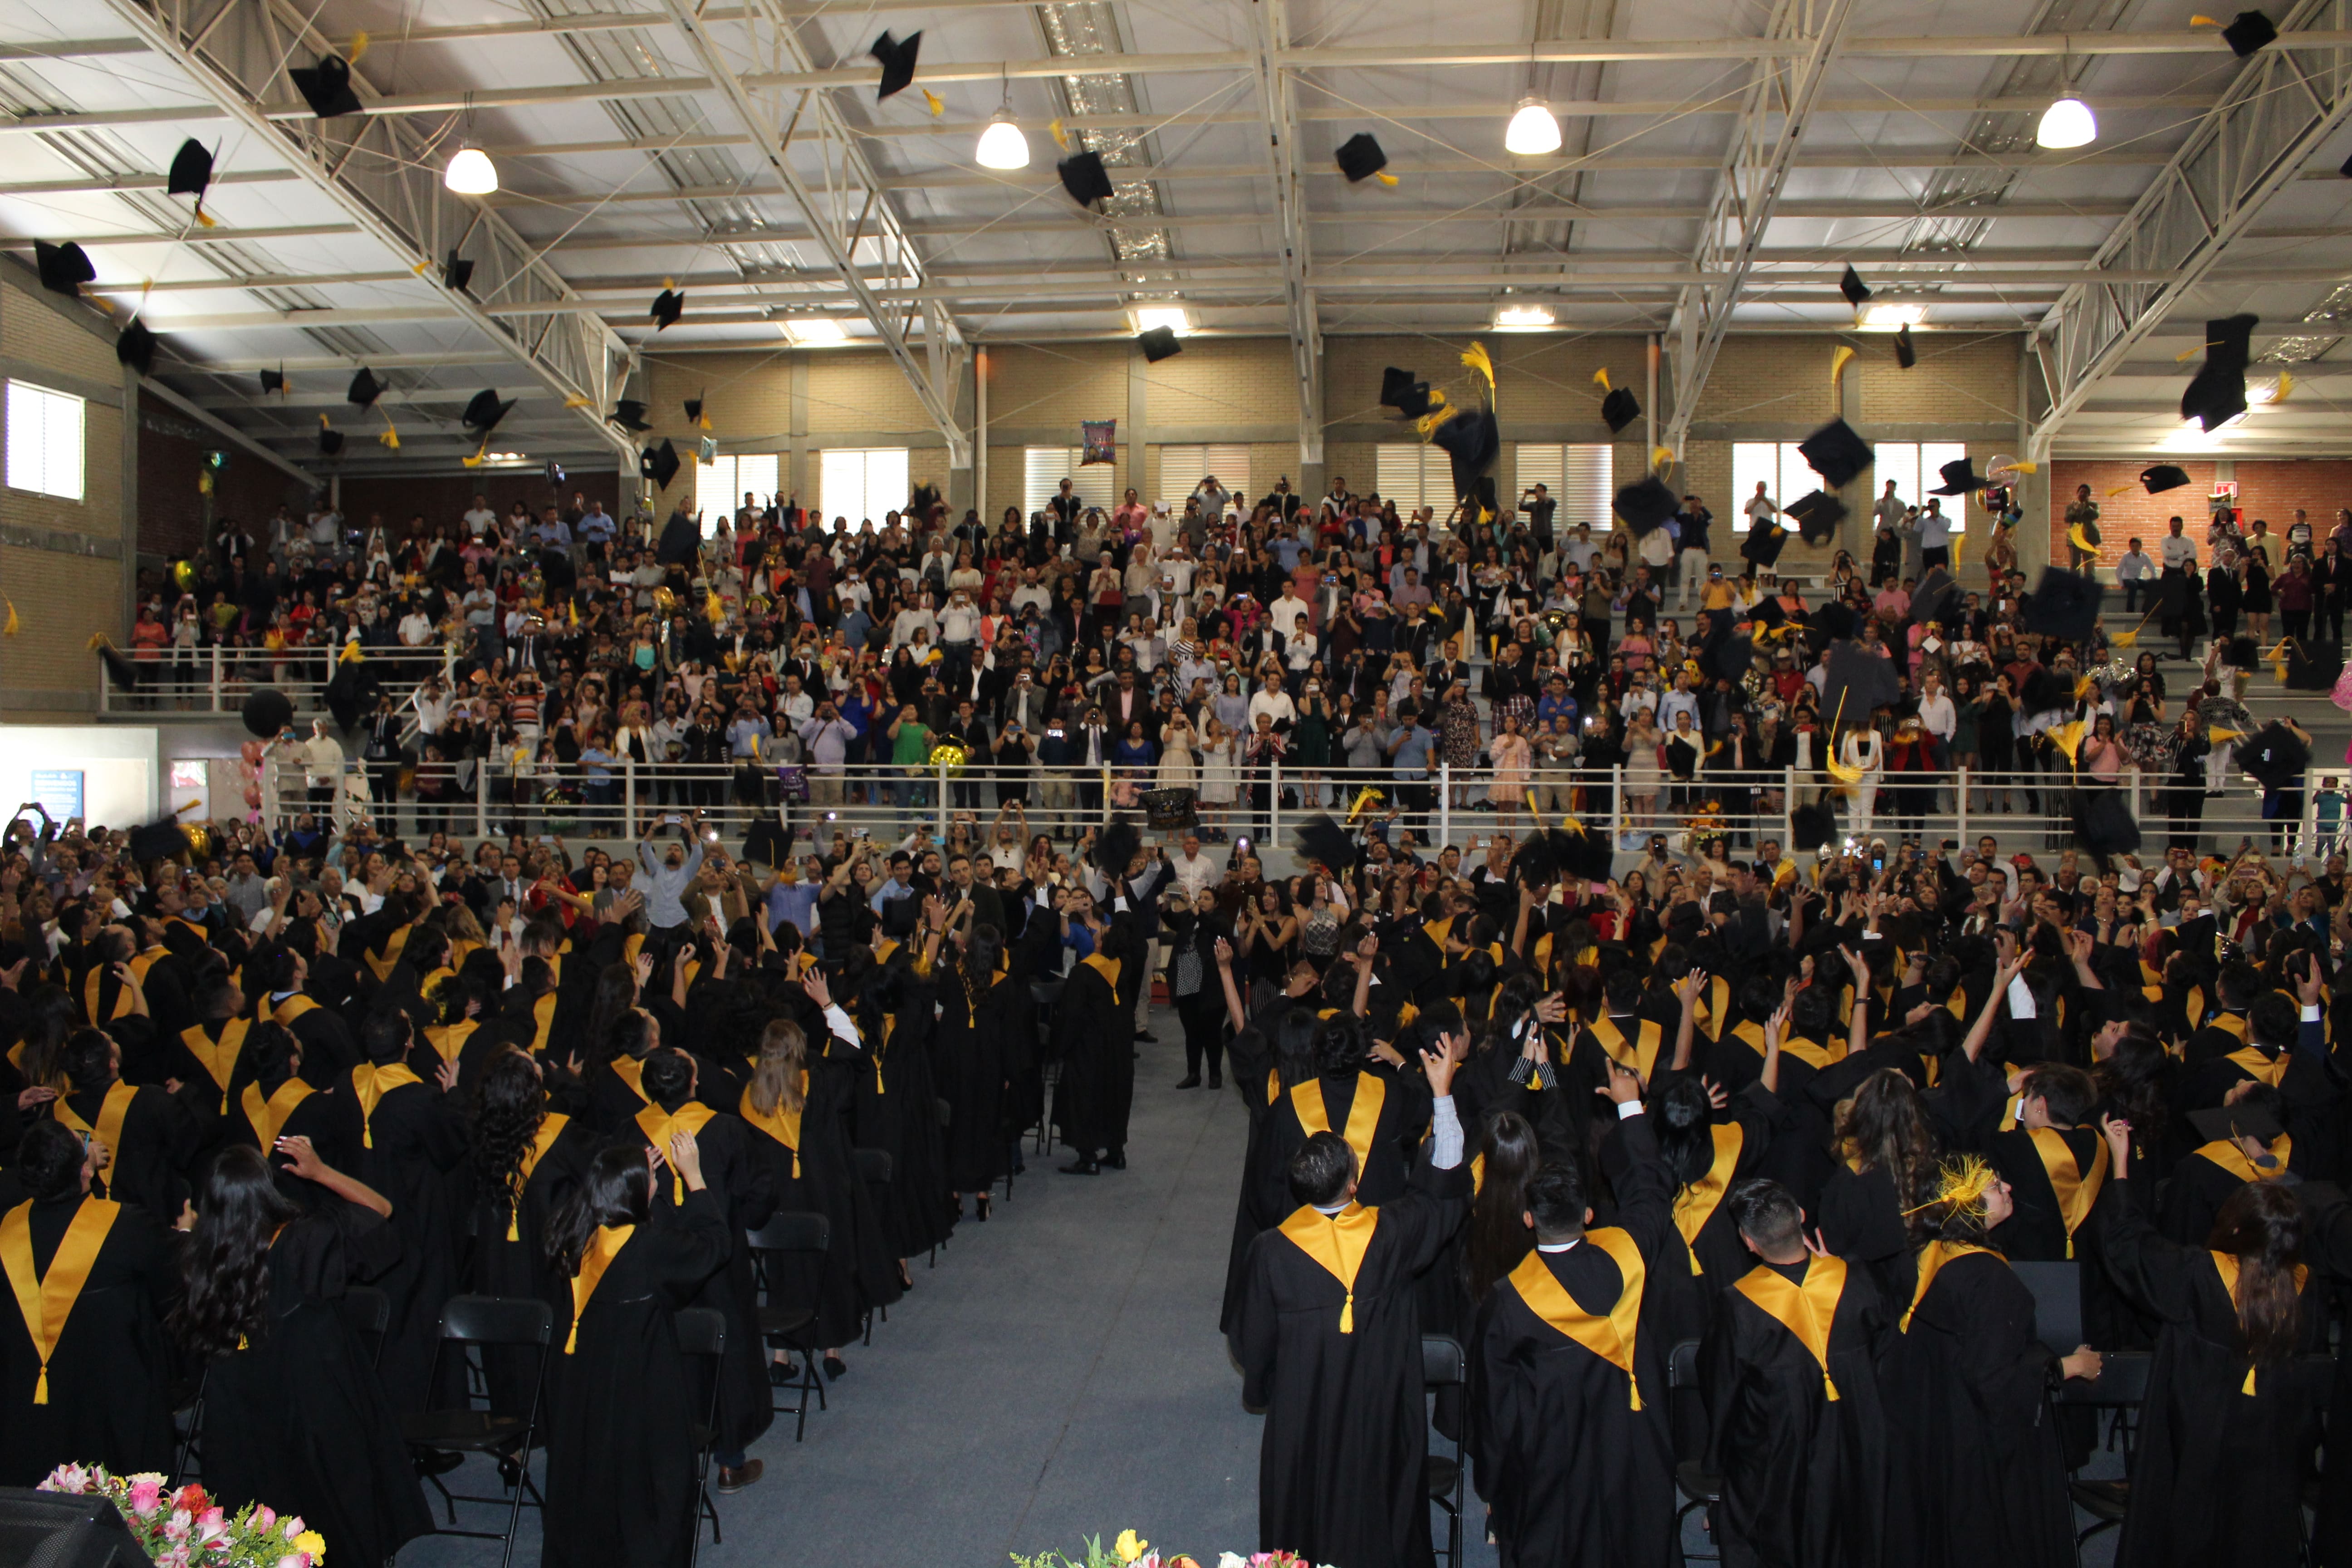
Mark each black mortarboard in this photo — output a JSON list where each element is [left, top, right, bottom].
[[651, 289, 684, 329], [869, 30, 922, 101], [166, 139, 213, 199], [318, 426, 344, 456], [1791, 800, 1838, 851], [1558, 824, 1615, 883], [240, 686, 293, 740], [683, 395, 705, 424], [34, 240, 95, 297], [1747, 595, 1787, 630], [115, 318, 155, 375], [259, 368, 285, 395], [1508, 831, 1560, 889], [1614, 474, 1679, 534], [1394, 381, 1441, 420], [640, 439, 681, 490], [611, 399, 652, 432], [1909, 565, 1960, 628], [1058, 151, 1116, 207], [1822, 639, 1902, 721], [1294, 815, 1359, 877], [1786, 490, 1847, 544], [441, 249, 474, 291], [1431, 406, 1498, 504], [2221, 10, 2277, 55], [2018, 566, 2105, 642], [1814, 600, 1859, 642], [1740, 520, 1787, 567], [1381, 366, 1418, 407], [2187, 1104, 2284, 1149], [96, 641, 140, 694], [1929, 456, 1990, 495], [1797, 417, 1873, 489], [1137, 325, 1182, 363], [1839, 265, 1872, 307], [127, 817, 191, 864], [1334, 132, 1389, 184], [462, 388, 515, 434], [2225, 634, 2260, 669], [2141, 463, 2192, 494], [2234, 720, 2311, 791], [1600, 385, 1640, 434], [347, 367, 382, 407], [1894, 323, 1916, 369], [2073, 789, 2143, 858], [289, 54, 363, 118], [1707, 632, 1757, 684], [2182, 312, 2259, 431]]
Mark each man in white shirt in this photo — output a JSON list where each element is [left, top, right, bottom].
[[462, 495, 499, 537], [1562, 524, 1599, 573], [1872, 480, 1906, 540], [1916, 499, 1953, 571], [1269, 584, 1312, 637], [1655, 667, 1700, 733], [1248, 675, 1297, 733], [302, 720, 345, 818], [1743, 483, 1779, 539], [2116, 537, 2157, 612], [1169, 830, 1218, 901], [2158, 514, 2198, 573]]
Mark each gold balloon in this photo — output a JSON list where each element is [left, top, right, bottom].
[[170, 559, 198, 593], [652, 587, 677, 618], [927, 741, 969, 776]]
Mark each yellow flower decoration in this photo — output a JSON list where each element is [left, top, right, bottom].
[[1115, 1530, 1148, 1563], [293, 1531, 328, 1562]]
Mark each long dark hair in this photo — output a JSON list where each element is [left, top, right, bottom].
[[1653, 1078, 1719, 1192], [172, 1145, 302, 1360], [583, 963, 641, 1070], [12, 985, 78, 1091], [2092, 1023, 2171, 1153], [2211, 1181, 2304, 1366], [1463, 1112, 1542, 1303], [1834, 1068, 1938, 1222], [545, 1143, 655, 1277], [469, 1046, 547, 1211]]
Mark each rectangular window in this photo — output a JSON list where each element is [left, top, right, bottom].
[[1512, 443, 1612, 528], [1728, 442, 1823, 534], [1373, 444, 1453, 511], [1866, 441, 1967, 512], [816, 447, 911, 529], [1023, 446, 1115, 520], [693, 454, 781, 535], [1155, 443, 1250, 509], [5, 381, 84, 501]]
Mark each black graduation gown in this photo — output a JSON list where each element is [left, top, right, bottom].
[[544, 1190, 729, 1568], [849, 992, 954, 1259], [933, 965, 1016, 1191], [1880, 1248, 2071, 1568], [1050, 956, 1135, 1158], [1814, 1161, 1916, 1309], [1603, 1082, 1785, 1357], [1230, 1152, 1471, 1568], [49, 1082, 197, 1222], [199, 1208, 434, 1568], [1982, 1123, 2108, 1261], [0, 1194, 179, 1484], [1700, 1254, 1891, 1568], [2161, 1144, 2300, 1245], [2095, 1185, 2324, 1568], [1466, 1113, 1680, 1568], [741, 1052, 896, 1348], [333, 1072, 470, 1412], [463, 1110, 596, 1417]]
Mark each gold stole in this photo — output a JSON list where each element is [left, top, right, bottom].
[[241, 1078, 315, 1148], [349, 1063, 421, 1148], [1670, 1124, 1744, 1275], [1945, 990, 1967, 1022], [739, 1074, 809, 1177], [873, 1015, 896, 1094], [1422, 916, 1455, 950], [2226, 1045, 2289, 1089], [169, 916, 209, 948], [1731, 1255, 1849, 1401], [181, 1019, 250, 1112], [1082, 953, 1123, 993], [622, 933, 645, 967], [566, 1225, 634, 1353], [424, 1021, 480, 1065], [417, 965, 455, 998], [1901, 1240, 1998, 1332], [1780, 1035, 1841, 1071], [81, 966, 130, 1024], [1695, 975, 1731, 1042], [634, 1102, 719, 1202], [1590, 1014, 1664, 1080], [611, 1055, 651, 1105], [52, 1084, 137, 1171], [2184, 985, 2207, 1029], [1506, 1233, 1648, 1407], [2210, 1011, 2250, 1044], [2193, 1135, 2292, 1184], [364, 924, 412, 983], [525, 991, 557, 1054], [2210, 1251, 2309, 1394], [0, 1197, 121, 1402], [1291, 1074, 1387, 1172], [1277, 1201, 1381, 1333], [448, 939, 483, 974], [506, 1114, 571, 1241], [260, 993, 319, 1029], [2026, 1128, 2110, 1257]]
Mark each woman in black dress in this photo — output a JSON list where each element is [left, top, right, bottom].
[[850, 926, 953, 1280], [2242, 543, 2274, 643], [1978, 672, 2018, 813], [931, 922, 1020, 1219]]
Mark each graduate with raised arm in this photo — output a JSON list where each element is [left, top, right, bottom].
[[1229, 1035, 1471, 1568], [1466, 1056, 1682, 1567]]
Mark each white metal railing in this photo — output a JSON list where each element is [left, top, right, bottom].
[[98, 644, 457, 716]]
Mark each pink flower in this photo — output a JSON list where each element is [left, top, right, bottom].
[[194, 1508, 227, 1542], [162, 1510, 191, 1543], [128, 1478, 165, 1516], [276, 1556, 303, 1568], [253, 1506, 276, 1531], [280, 1516, 305, 1540]]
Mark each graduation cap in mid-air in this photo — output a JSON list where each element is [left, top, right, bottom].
[[1740, 520, 1787, 568], [461, 388, 515, 436], [2234, 720, 2312, 791], [1908, 565, 1960, 629], [1057, 151, 1116, 207], [289, 53, 364, 118], [441, 249, 475, 292], [318, 423, 344, 457], [1797, 417, 1873, 489], [166, 138, 214, 208], [1929, 456, 1991, 495], [1136, 325, 1182, 363], [640, 438, 681, 490], [1746, 595, 1788, 632], [2181, 312, 2259, 431], [1334, 132, 1397, 186], [1791, 800, 1838, 852], [1381, 366, 1443, 420], [1706, 632, 1758, 684], [1839, 265, 1872, 308], [869, 29, 922, 100], [240, 687, 294, 740], [2213, 9, 2278, 55], [1431, 406, 1499, 507], [1894, 323, 1917, 369], [2141, 463, 2192, 494], [2018, 566, 2105, 642], [1614, 474, 1679, 535], [34, 240, 96, 298], [347, 366, 383, 407], [259, 367, 286, 395], [115, 318, 156, 376], [1293, 815, 1360, 878], [1600, 386, 1640, 435], [1814, 600, 1859, 643], [650, 289, 684, 330], [91, 637, 140, 694], [684, 393, 709, 428], [611, 399, 652, 432], [1786, 490, 1847, 544]]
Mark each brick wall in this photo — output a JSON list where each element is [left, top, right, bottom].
[[2048, 459, 2352, 571], [137, 394, 314, 559]]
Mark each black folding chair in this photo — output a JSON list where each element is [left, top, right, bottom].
[[745, 1211, 833, 1441], [1666, 1339, 1723, 1562], [1421, 1334, 1467, 1568], [674, 1306, 727, 1568], [2056, 1351, 2152, 1555], [169, 1367, 206, 1486], [340, 1285, 392, 1368], [854, 1147, 893, 1342], [398, 1295, 555, 1568]]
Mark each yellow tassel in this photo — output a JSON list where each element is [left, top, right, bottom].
[[1048, 118, 1070, 150], [1951, 533, 1965, 568], [1375, 171, 1398, 186], [2107, 483, 2138, 497], [508, 1211, 521, 1242], [195, 202, 216, 229], [1824, 1372, 1840, 1401], [2176, 343, 2204, 362], [1460, 341, 1494, 388], [347, 31, 369, 63], [1830, 344, 1856, 387], [1592, 367, 1612, 391], [412, 259, 430, 275], [2112, 629, 2137, 648], [3, 598, 19, 636], [2275, 372, 2294, 403], [1652, 445, 1675, 472], [377, 420, 398, 450], [1416, 404, 1461, 440], [563, 394, 592, 408], [33, 1365, 47, 1404], [2243, 1364, 2258, 1395], [699, 412, 712, 431], [2009, 460, 2038, 473], [338, 640, 364, 666], [2191, 12, 2220, 23], [922, 88, 944, 116], [1338, 1292, 1354, 1333]]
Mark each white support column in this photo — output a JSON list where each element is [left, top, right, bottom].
[[1248, 0, 1324, 470]]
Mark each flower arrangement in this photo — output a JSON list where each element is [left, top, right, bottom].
[[1011, 1532, 1328, 1568], [37, 1465, 326, 1568]]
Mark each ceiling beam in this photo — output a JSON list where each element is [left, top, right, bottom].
[[1248, 0, 1323, 467], [2026, 2, 2352, 458], [0, 169, 300, 198]]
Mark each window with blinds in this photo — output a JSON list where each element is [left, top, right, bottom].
[[1511, 444, 1612, 527], [1156, 444, 1250, 508], [816, 447, 911, 529], [1373, 444, 1453, 511], [5, 381, 83, 501], [1023, 447, 1117, 519], [693, 454, 781, 534]]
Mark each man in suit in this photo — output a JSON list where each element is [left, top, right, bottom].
[[1105, 669, 1152, 735]]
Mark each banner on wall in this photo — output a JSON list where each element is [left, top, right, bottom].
[[1081, 420, 1116, 466], [27, 770, 83, 823]]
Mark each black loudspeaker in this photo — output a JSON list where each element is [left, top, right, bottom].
[[0, 1490, 145, 1568]]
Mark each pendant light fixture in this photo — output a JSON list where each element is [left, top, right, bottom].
[[1505, 97, 1561, 156], [444, 145, 498, 194], [2035, 47, 2096, 149], [973, 66, 1030, 170]]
